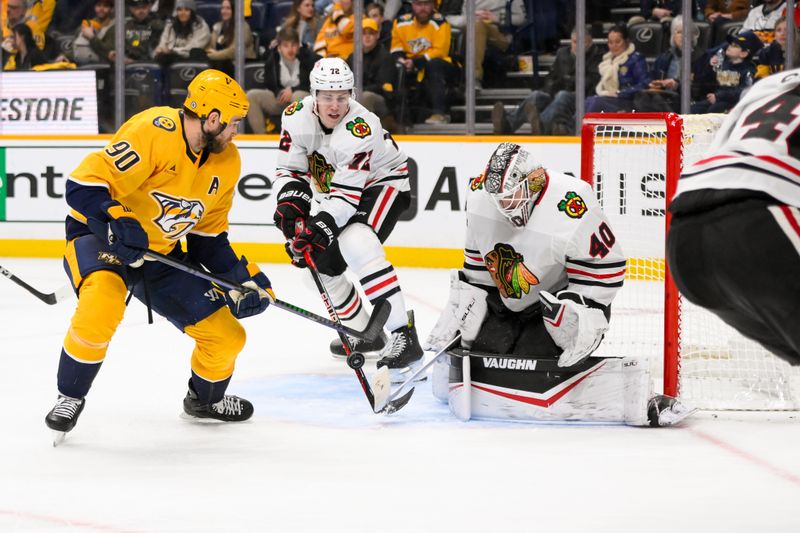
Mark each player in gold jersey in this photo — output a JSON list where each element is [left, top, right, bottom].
[[45, 70, 274, 443]]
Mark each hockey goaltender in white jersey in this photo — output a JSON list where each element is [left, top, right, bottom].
[[425, 142, 694, 426]]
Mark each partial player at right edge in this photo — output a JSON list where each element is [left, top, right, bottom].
[[668, 69, 800, 368], [424, 142, 695, 426]]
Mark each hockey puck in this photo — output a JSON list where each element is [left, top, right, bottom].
[[347, 352, 365, 369]]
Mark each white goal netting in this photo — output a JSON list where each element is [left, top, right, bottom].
[[583, 113, 800, 410]]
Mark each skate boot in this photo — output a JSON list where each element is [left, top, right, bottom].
[[377, 311, 424, 384], [183, 386, 254, 422], [45, 394, 85, 446], [648, 395, 697, 427], [329, 332, 388, 360]]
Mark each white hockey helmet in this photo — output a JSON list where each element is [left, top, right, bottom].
[[310, 57, 354, 98], [483, 143, 546, 227]]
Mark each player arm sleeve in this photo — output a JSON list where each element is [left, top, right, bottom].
[[274, 123, 313, 188], [186, 232, 240, 274], [460, 205, 493, 287]]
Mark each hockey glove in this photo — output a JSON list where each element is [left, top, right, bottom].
[[540, 290, 609, 367], [291, 212, 339, 264], [87, 200, 149, 266], [222, 256, 275, 319], [273, 180, 313, 240], [424, 270, 488, 351]]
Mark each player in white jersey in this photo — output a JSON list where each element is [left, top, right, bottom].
[[426, 142, 694, 426], [668, 69, 800, 366], [273, 57, 423, 381]]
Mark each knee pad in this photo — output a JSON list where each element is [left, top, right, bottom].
[[338, 223, 385, 274], [186, 307, 246, 382], [63, 270, 127, 363]]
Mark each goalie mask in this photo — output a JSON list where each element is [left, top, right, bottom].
[[483, 143, 547, 227]]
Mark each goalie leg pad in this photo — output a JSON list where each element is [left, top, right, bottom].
[[622, 357, 653, 426], [431, 352, 450, 403]]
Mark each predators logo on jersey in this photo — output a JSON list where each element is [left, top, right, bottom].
[[407, 37, 433, 55], [151, 191, 205, 240], [346, 117, 371, 138], [557, 191, 587, 219], [485, 243, 539, 299], [308, 151, 335, 193]]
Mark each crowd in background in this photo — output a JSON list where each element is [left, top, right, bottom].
[[2, 0, 799, 134]]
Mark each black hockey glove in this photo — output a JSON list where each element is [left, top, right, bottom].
[[87, 200, 149, 266], [284, 242, 308, 269], [221, 256, 275, 319], [273, 180, 313, 240], [290, 212, 339, 265]]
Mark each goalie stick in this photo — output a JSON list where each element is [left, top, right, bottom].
[[143, 249, 388, 343], [372, 335, 462, 414], [301, 250, 414, 414], [0, 265, 74, 305]]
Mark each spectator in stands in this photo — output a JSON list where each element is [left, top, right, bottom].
[[704, 0, 749, 34], [691, 30, 760, 113], [313, 0, 354, 58], [441, 0, 526, 89], [50, 0, 96, 37], [279, 0, 323, 50], [23, 0, 55, 49], [366, 2, 392, 48], [2, 0, 29, 67], [4, 22, 46, 69], [585, 25, 650, 113], [205, 0, 255, 76], [246, 27, 318, 134], [628, 0, 682, 25], [70, 0, 114, 66], [741, 0, 785, 44], [109, 0, 164, 63], [635, 15, 703, 112], [154, 0, 210, 65], [347, 17, 400, 131], [2, 0, 52, 66], [154, 0, 175, 20], [391, 0, 458, 124], [756, 16, 799, 78], [492, 27, 602, 135]]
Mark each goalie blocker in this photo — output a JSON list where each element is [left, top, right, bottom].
[[433, 350, 695, 427]]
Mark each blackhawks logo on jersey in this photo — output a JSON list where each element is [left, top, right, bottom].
[[151, 191, 205, 240], [485, 243, 540, 299], [308, 151, 335, 193], [557, 191, 587, 219], [346, 117, 371, 138], [469, 174, 486, 191], [284, 100, 303, 116]]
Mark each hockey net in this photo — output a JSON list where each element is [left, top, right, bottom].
[[581, 112, 800, 410]]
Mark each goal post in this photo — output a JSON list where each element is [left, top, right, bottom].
[[580, 112, 800, 410]]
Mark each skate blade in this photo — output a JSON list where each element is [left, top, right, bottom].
[[389, 366, 427, 385], [331, 350, 382, 362], [179, 412, 225, 423], [52, 431, 67, 447]]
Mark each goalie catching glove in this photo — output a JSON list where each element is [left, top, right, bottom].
[[540, 290, 609, 367], [424, 270, 488, 351], [221, 256, 275, 319]]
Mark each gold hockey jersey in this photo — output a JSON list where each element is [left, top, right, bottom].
[[68, 107, 241, 254]]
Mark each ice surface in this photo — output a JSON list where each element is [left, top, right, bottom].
[[1, 258, 799, 532]]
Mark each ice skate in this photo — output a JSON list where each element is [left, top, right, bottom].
[[377, 311, 425, 384], [45, 395, 85, 447], [329, 332, 388, 360], [182, 386, 254, 422], [648, 395, 697, 427]]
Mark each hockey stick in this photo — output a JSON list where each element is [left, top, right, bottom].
[[143, 249, 388, 342], [373, 334, 462, 414], [302, 250, 414, 414], [0, 265, 74, 305]]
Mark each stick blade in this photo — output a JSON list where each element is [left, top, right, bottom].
[[372, 366, 416, 415], [359, 300, 391, 342]]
